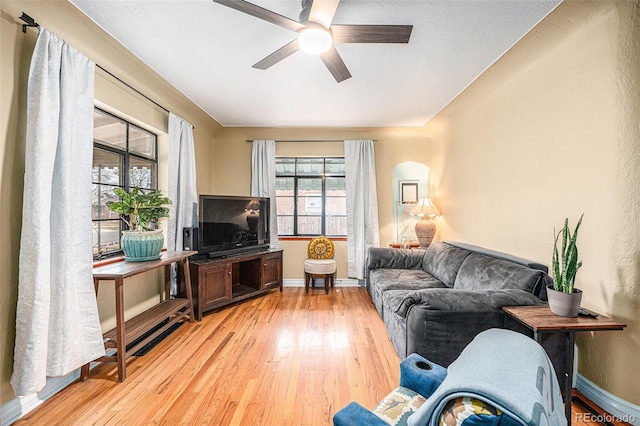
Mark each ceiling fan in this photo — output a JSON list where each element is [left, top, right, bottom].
[[212, 0, 413, 82]]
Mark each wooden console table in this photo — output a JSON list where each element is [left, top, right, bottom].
[[81, 250, 197, 382], [502, 306, 626, 425]]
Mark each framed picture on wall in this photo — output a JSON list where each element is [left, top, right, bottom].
[[400, 181, 419, 205]]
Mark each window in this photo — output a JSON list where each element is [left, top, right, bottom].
[[275, 157, 346, 237], [92, 108, 158, 257]]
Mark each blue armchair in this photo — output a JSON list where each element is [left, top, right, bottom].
[[333, 329, 566, 426]]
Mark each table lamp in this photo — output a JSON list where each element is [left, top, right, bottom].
[[410, 197, 440, 249]]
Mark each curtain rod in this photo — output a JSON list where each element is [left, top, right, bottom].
[[246, 139, 377, 142], [19, 12, 195, 129]]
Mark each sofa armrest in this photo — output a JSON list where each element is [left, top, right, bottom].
[[395, 288, 545, 318], [367, 247, 425, 270], [399, 353, 447, 399], [333, 402, 388, 426]]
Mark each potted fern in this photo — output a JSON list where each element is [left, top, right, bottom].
[[107, 187, 172, 261], [548, 214, 584, 317]]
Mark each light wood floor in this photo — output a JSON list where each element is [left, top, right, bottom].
[[16, 287, 400, 425], [15, 287, 629, 425]]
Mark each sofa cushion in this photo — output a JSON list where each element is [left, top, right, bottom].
[[370, 269, 446, 318], [453, 253, 546, 293], [370, 269, 446, 293], [421, 242, 471, 287]]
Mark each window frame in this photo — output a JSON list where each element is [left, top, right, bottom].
[[275, 157, 346, 237], [92, 107, 158, 259]]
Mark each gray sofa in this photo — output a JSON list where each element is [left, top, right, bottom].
[[367, 240, 564, 379]]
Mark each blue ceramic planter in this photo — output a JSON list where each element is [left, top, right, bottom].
[[121, 230, 164, 261]]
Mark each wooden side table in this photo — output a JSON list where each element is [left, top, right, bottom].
[[389, 242, 421, 249], [502, 306, 626, 425], [81, 250, 197, 382]]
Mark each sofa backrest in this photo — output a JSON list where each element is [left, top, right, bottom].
[[421, 242, 471, 287], [424, 241, 551, 298], [453, 253, 548, 295], [444, 241, 549, 273]]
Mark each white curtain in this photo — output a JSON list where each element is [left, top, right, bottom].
[[167, 113, 198, 293], [344, 140, 381, 279], [251, 140, 278, 249], [11, 29, 105, 396]]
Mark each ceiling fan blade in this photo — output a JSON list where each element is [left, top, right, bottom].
[[308, 0, 341, 29], [213, 0, 304, 32], [253, 40, 300, 70], [319, 46, 351, 83], [331, 25, 413, 44]]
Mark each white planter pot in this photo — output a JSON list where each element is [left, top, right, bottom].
[[121, 229, 164, 261]]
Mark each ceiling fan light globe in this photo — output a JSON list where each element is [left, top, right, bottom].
[[298, 27, 333, 55]]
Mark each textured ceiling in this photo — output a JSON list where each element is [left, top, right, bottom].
[[70, 0, 561, 128]]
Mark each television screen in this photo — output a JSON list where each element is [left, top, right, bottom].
[[198, 195, 270, 257]]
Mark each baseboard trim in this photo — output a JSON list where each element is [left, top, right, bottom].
[[283, 278, 362, 287], [576, 374, 640, 425], [1, 369, 80, 426]]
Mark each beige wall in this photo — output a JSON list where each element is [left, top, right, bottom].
[[426, 0, 639, 404], [0, 0, 221, 404], [212, 127, 429, 279]]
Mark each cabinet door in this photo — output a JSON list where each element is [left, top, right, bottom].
[[261, 252, 283, 290], [200, 263, 232, 308]]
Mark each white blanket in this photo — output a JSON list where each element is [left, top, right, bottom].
[[408, 328, 566, 426]]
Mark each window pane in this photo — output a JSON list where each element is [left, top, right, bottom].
[[326, 216, 347, 236], [277, 216, 294, 236], [325, 158, 344, 175], [92, 148, 122, 185], [325, 197, 346, 216], [94, 110, 126, 150], [298, 216, 321, 235], [129, 125, 156, 159], [325, 177, 345, 194], [276, 196, 294, 215], [276, 158, 295, 175], [296, 158, 324, 175], [92, 184, 121, 220], [129, 157, 156, 189], [93, 220, 122, 255], [298, 197, 322, 215], [276, 177, 294, 195], [297, 178, 322, 196]]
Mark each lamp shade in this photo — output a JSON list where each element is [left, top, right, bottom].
[[410, 197, 440, 218]]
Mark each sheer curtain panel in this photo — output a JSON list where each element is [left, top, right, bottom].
[[344, 140, 381, 279], [167, 113, 198, 292], [11, 29, 105, 396], [251, 140, 279, 249]]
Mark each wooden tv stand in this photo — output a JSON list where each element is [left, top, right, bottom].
[[183, 249, 283, 320]]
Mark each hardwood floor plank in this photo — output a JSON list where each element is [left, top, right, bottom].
[[14, 287, 627, 425]]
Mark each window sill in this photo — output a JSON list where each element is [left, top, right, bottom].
[[93, 255, 125, 268]]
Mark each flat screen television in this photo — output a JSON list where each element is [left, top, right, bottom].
[[198, 195, 270, 258]]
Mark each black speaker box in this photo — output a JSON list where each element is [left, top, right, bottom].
[[183, 227, 198, 251]]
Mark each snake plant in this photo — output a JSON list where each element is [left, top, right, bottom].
[[551, 214, 584, 293]]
